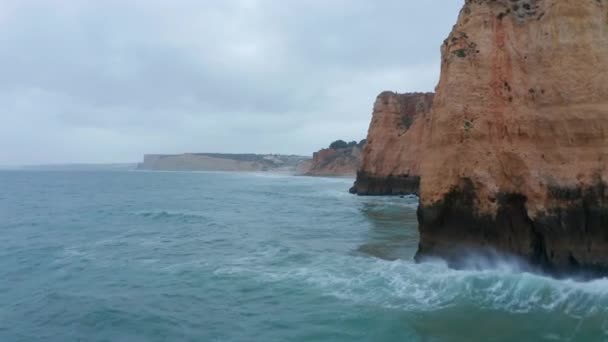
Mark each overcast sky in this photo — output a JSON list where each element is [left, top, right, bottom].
[[1, 0, 462, 165]]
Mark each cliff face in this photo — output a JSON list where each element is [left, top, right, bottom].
[[416, 0, 608, 275], [351, 92, 434, 195], [305, 143, 363, 177]]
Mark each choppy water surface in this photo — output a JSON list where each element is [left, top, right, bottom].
[[1, 171, 608, 341]]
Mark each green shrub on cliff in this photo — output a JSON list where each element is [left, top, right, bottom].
[[329, 140, 348, 150]]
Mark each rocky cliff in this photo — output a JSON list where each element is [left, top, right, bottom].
[[305, 141, 364, 177], [356, 0, 608, 276], [351, 92, 434, 195], [415, 0, 608, 276]]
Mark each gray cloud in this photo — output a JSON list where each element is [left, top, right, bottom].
[[0, 0, 462, 165]]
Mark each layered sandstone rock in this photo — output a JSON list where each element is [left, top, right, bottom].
[[415, 0, 608, 275], [351, 92, 434, 195]]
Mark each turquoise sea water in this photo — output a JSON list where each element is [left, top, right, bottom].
[[1, 170, 608, 341]]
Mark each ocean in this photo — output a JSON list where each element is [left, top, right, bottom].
[[1, 170, 607, 341]]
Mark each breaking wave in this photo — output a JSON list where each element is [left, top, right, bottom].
[[214, 250, 608, 320]]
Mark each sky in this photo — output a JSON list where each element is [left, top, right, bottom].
[[0, 0, 463, 165]]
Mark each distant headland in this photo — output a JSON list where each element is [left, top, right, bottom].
[[136, 139, 365, 177], [137, 153, 311, 173]]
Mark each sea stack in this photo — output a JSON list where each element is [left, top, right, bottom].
[[351, 92, 434, 195], [355, 0, 608, 275]]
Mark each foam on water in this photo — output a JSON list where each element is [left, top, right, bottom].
[[214, 247, 608, 319]]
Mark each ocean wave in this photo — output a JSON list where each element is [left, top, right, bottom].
[[213, 253, 608, 319]]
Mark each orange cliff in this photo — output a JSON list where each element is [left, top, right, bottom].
[[350, 92, 434, 195], [305, 141, 365, 177], [356, 0, 608, 276]]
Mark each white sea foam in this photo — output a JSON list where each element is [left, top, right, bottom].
[[213, 251, 608, 319]]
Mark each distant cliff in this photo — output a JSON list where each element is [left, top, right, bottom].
[[305, 140, 365, 177], [350, 92, 434, 195], [137, 153, 310, 173]]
